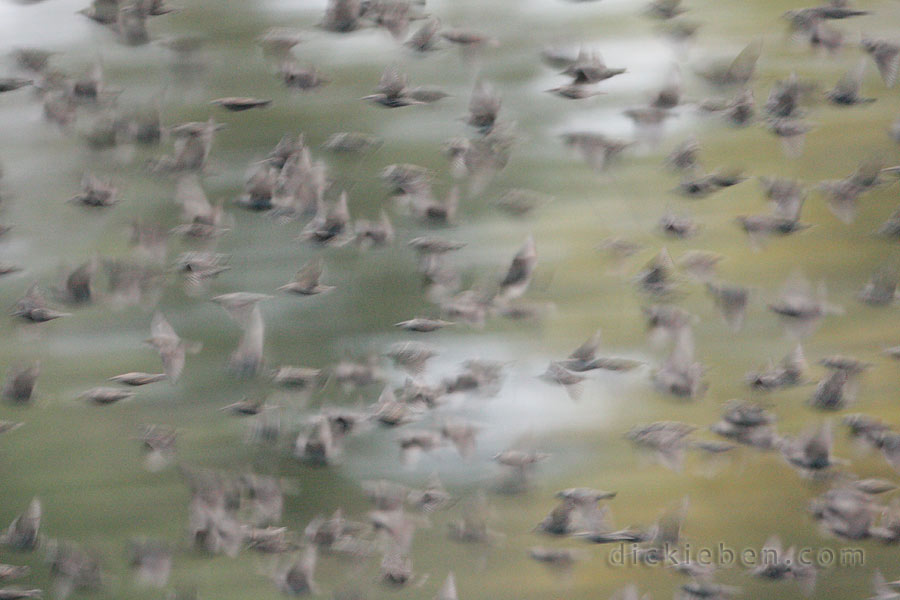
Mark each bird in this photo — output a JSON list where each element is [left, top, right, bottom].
[[561, 132, 632, 170], [746, 344, 806, 390], [434, 573, 457, 600], [704, 281, 748, 330], [0, 566, 30, 584], [870, 570, 900, 600], [12, 284, 70, 322], [323, 132, 382, 153], [779, 421, 843, 474], [768, 271, 842, 337], [137, 424, 176, 472], [0, 78, 33, 93], [270, 366, 323, 390], [825, 60, 875, 105], [362, 66, 423, 108], [696, 40, 761, 86], [279, 63, 330, 91], [658, 212, 698, 238], [764, 72, 814, 119], [273, 546, 319, 595], [128, 539, 172, 587], [546, 84, 604, 100], [319, 0, 364, 32], [404, 18, 441, 52], [81, 387, 135, 405], [464, 81, 501, 134], [0, 588, 43, 599], [394, 317, 454, 332], [2, 363, 39, 404], [300, 192, 352, 245], [748, 535, 816, 594], [645, 0, 687, 20], [154, 118, 224, 173], [497, 235, 537, 301], [2, 498, 41, 551], [68, 174, 118, 207], [539, 362, 586, 400], [626, 421, 697, 470], [211, 293, 272, 377], [144, 312, 201, 383], [210, 97, 272, 111], [861, 38, 900, 88], [278, 258, 335, 296], [562, 48, 626, 84], [256, 27, 303, 58]]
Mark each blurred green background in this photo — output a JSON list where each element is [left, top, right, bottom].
[[0, 0, 900, 599]]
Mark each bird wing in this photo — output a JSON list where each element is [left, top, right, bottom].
[[727, 39, 762, 82], [151, 311, 179, 343], [293, 257, 324, 289], [832, 59, 866, 98], [873, 43, 900, 88], [377, 66, 407, 98], [500, 235, 537, 290], [569, 329, 602, 362], [468, 81, 500, 121], [175, 174, 213, 222]]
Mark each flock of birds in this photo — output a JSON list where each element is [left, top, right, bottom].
[[1, 0, 900, 599]]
